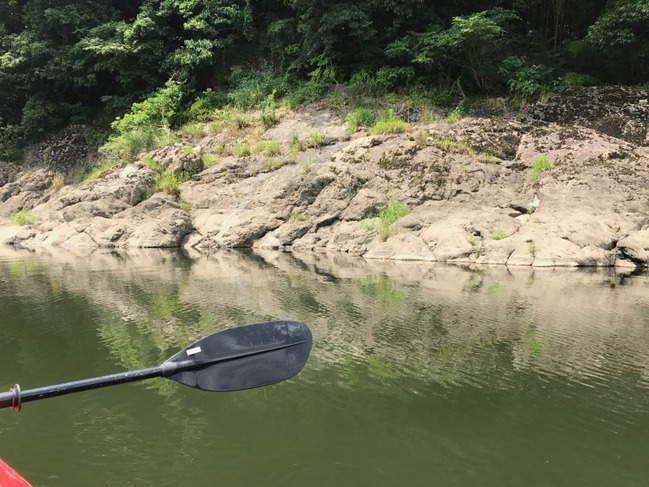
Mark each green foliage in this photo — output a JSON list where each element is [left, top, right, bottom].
[[142, 156, 159, 170], [375, 201, 410, 241], [479, 153, 498, 163], [349, 70, 390, 98], [153, 171, 191, 195], [446, 103, 464, 123], [432, 138, 475, 156], [301, 159, 313, 175], [111, 81, 184, 135], [261, 91, 278, 129], [360, 274, 405, 307], [403, 9, 519, 92], [201, 153, 220, 168], [2, 0, 648, 151], [490, 231, 508, 240], [252, 141, 282, 155], [233, 143, 251, 157], [180, 123, 206, 137], [372, 109, 407, 134], [187, 89, 228, 121], [265, 158, 285, 171], [308, 132, 325, 147], [587, 0, 649, 46], [345, 108, 374, 132], [499, 56, 556, 97], [290, 213, 306, 222], [84, 160, 118, 183], [283, 79, 331, 107], [228, 70, 279, 110], [177, 199, 191, 212], [100, 127, 176, 162], [529, 156, 553, 182], [468, 237, 482, 256], [557, 72, 598, 89], [10, 210, 37, 226]]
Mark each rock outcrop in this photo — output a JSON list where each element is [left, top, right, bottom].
[[1, 88, 648, 268]]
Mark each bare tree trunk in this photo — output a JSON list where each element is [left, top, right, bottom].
[[552, 0, 564, 51]]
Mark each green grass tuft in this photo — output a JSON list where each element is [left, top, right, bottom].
[[372, 109, 407, 134], [10, 210, 37, 226], [529, 156, 553, 182], [153, 171, 191, 195], [201, 153, 220, 168], [345, 107, 374, 132], [233, 143, 252, 157], [374, 200, 409, 241], [490, 231, 508, 240]]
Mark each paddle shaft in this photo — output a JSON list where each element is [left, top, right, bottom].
[[0, 365, 169, 410]]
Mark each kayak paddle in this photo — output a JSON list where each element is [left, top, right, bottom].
[[0, 320, 312, 412]]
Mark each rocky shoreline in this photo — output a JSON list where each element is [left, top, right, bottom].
[[1, 86, 648, 268]]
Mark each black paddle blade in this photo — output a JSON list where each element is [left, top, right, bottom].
[[163, 320, 312, 392]]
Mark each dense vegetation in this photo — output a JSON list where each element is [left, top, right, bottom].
[[1, 0, 648, 159]]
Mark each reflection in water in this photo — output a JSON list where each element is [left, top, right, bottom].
[[1, 247, 649, 485]]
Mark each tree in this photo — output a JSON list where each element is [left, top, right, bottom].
[[586, 0, 649, 82], [393, 8, 518, 92]]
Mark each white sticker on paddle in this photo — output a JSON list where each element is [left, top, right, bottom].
[[186, 346, 202, 356]]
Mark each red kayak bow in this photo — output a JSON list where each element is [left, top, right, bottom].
[[0, 458, 31, 487]]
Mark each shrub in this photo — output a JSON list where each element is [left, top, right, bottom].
[[100, 127, 177, 162], [111, 80, 183, 135], [228, 70, 279, 110], [499, 56, 555, 97], [187, 89, 228, 121], [261, 91, 278, 129], [284, 79, 331, 107], [345, 108, 374, 132], [10, 210, 37, 226], [348, 70, 389, 98], [557, 72, 598, 90], [372, 109, 407, 134], [180, 123, 206, 137]]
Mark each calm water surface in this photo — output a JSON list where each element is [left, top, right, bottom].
[[1, 248, 649, 486]]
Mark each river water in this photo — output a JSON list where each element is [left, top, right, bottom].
[[0, 247, 648, 486]]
